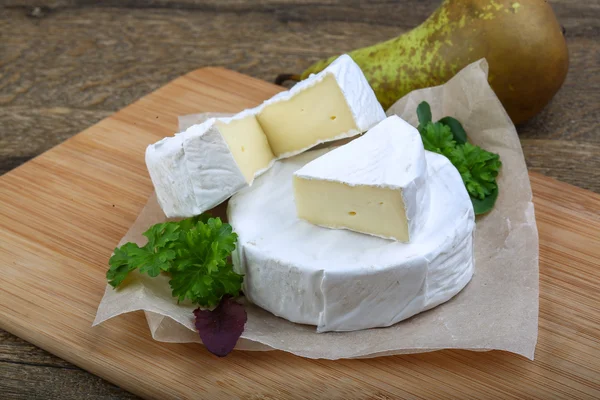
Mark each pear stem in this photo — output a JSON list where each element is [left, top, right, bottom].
[[275, 74, 301, 86]]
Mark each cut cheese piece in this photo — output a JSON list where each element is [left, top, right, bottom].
[[215, 116, 275, 183], [146, 54, 385, 218], [257, 74, 359, 157], [228, 148, 475, 332], [145, 134, 197, 217], [145, 116, 273, 217], [293, 115, 429, 242]]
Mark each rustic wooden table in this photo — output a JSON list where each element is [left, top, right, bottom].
[[1, 1, 598, 398]]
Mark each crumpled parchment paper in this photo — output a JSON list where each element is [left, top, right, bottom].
[[94, 59, 539, 360]]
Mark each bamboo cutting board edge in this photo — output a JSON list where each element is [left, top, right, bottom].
[[1, 67, 599, 400]]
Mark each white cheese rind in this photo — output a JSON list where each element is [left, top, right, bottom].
[[228, 149, 475, 332], [146, 54, 385, 218], [294, 115, 429, 241], [328, 54, 387, 134], [145, 134, 202, 217], [182, 121, 250, 213], [146, 118, 255, 218]]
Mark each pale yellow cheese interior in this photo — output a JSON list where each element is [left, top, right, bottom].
[[216, 74, 360, 182], [257, 74, 358, 157], [216, 116, 276, 183], [293, 176, 410, 242]]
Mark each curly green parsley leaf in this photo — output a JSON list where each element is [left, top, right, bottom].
[[107, 242, 141, 287], [415, 101, 502, 215], [438, 116, 467, 145], [169, 218, 242, 307], [419, 121, 456, 157], [106, 215, 242, 308], [448, 143, 502, 201]]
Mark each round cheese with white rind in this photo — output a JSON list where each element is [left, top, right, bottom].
[[228, 149, 475, 333]]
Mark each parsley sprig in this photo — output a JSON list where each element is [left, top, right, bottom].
[[107, 215, 243, 308], [416, 101, 502, 214]]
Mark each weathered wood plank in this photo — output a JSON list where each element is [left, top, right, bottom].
[[0, 326, 140, 398], [0, 329, 140, 399], [0, 361, 140, 400], [0, 329, 73, 368]]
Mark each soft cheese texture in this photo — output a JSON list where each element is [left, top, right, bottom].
[[257, 74, 359, 157], [228, 148, 475, 332], [146, 54, 385, 218], [215, 117, 275, 183], [293, 115, 428, 242]]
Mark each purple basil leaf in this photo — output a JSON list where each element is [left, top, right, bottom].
[[194, 297, 247, 357]]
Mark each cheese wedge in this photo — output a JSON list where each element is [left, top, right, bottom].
[[146, 54, 385, 218], [293, 116, 429, 242]]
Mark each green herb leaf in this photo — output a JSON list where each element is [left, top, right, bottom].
[[107, 242, 141, 287], [414, 101, 502, 214], [169, 218, 241, 307], [106, 215, 242, 308], [419, 122, 456, 157], [143, 221, 180, 250], [116, 222, 180, 278], [448, 142, 502, 200], [438, 116, 467, 144], [417, 101, 432, 127], [471, 187, 499, 215], [171, 263, 243, 308]]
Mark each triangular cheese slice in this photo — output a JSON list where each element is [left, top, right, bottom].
[[293, 115, 430, 242]]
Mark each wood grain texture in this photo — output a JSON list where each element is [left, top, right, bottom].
[[1, 66, 600, 400]]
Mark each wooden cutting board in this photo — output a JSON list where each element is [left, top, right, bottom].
[[1, 68, 599, 400]]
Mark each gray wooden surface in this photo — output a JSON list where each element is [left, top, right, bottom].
[[1, 1, 599, 398]]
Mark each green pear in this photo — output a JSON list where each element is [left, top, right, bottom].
[[295, 0, 569, 124]]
